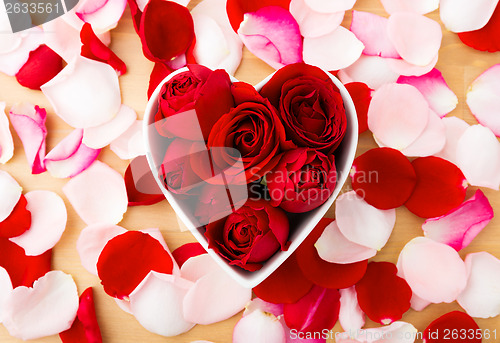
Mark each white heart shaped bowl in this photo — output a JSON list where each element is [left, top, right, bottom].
[[143, 66, 358, 289]]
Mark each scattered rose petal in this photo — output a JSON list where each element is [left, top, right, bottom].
[[423, 190, 493, 251], [405, 157, 467, 218], [400, 237, 467, 303], [400, 110, 446, 157], [336, 321, 418, 343], [110, 120, 146, 159], [339, 55, 399, 90], [345, 82, 372, 134], [75, 0, 127, 33], [423, 311, 481, 343], [303, 26, 364, 71], [338, 287, 365, 332], [457, 252, 500, 318], [41, 56, 121, 129], [440, 0, 499, 33], [0, 102, 13, 164], [9, 191, 66, 256], [129, 272, 194, 336], [0, 27, 43, 76], [0, 195, 30, 239], [458, 4, 500, 52], [387, 53, 438, 77], [140, 228, 180, 277], [456, 124, 500, 190], [124, 155, 164, 206], [43, 18, 87, 63], [226, 0, 292, 31], [304, 0, 355, 13], [172, 243, 206, 269], [0, 266, 12, 323], [3, 271, 79, 341], [63, 161, 127, 225], [233, 309, 285, 343], [380, 0, 439, 14], [0, 170, 22, 222], [290, 0, 344, 38], [179, 253, 220, 283], [244, 298, 284, 318], [15, 45, 63, 90], [398, 69, 458, 117], [434, 117, 469, 164]]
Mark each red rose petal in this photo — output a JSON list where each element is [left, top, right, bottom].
[[226, 0, 291, 32], [15, 45, 63, 90], [80, 23, 127, 76], [296, 218, 368, 289], [172, 242, 206, 268], [139, 0, 195, 63], [405, 156, 467, 218], [355, 262, 412, 325], [148, 62, 173, 99], [97, 231, 174, 298], [458, 4, 500, 52], [0, 194, 31, 238], [423, 311, 481, 343], [253, 254, 313, 304], [60, 287, 103, 343], [283, 285, 340, 332], [124, 156, 165, 206], [351, 148, 417, 210], [345, 82, 372, 134]]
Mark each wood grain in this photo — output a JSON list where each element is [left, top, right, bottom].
[[0, 0, 499, 342]]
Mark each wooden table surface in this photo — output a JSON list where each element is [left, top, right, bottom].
[[0, 0, 499, 342]]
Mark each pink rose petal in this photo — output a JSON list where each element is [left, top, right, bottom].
[[41, 56, 121, 129], [233, 309, 285, 343], [110, 120, 146, 160], [180, 254, 221, 283], [400, 110, 446, 157], [238, 6, 302, 70], [63, 160, 128, 225], [244, 298, 284, 318], [315, 220, 377, 264], [336, 321, 418, 343], [44, 129, 100, 179], [440, 0, 499, 33], [129, 272, 195, 337], [423, 190, 493, 251], [456, 124, 500, 190], [0, 102, 14, 164], [83, 104, 136, 149], [457, 252, 500, 318], [0, 266, 12, 323], [75, 0, 127, 33], [398, 69, 458, 117], [9, 103, 47, 174], [434, 117, 470, 164], [338, 55, 399, 90], [395, 257, 431, 312], [339, 287, 365, 332], [350, 11, 400, 58], [368, 83, 429, 150], [43, 18, 83, 63], [303, 26, 364, 70], [466, 64, 500, 136], [0, 27, 43, 76], [9, 191, 67, 256], [380, 0, 439, 15], [304, 0, 356, 13], [0, 171, 22, 222], [3, 271, 79, 340], [290, 0, 344, 38], [387, 53, 438, 77], [387, 12, 442, 67], [400, 237, 467, 304]]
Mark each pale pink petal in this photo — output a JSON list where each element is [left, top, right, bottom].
[[0, 102, 14, 164], [0, 27, 43, 76], [9, 191, 67, 256], [3, 271, 79, 340], [336, 321, 418, 343], [335, 191, 395, 250], [244, 298, 283, 318], [386, 54, 438, 77], [41, 56, 121, 129], [233, 309, 285, 343], [398, 69, 458, 117], [44, 129, 100, 178], [183, 268, 252, 325], [339, 287, 365, 332], [350, 11, 400, 58], [43, 18, 82, 62], [457, 252, 500, 318], [238, 6, 302, 70], [367, 83, 429, 150], [423, 190, 493, 251], [0, 267, 12, 323], [129, 272, 195, 337], [380, 0, 439, 15], [387, 13, 442, 67], [303, 26, 364, 70], [396, 256, 430, 312], [304, 0, 356, 13], [467, 64, 500, 136], [62, 160, 128, 225], [76, 224, 127, 275], [456, 124, 500, 190], [290, 0, 344, 38], [83, 105, 136, 149], [440, 0, 499, 33], [0, 170, 22, 222], [180, 253, 221, 283], [400, 110, 446, 157], [400, 237, 467, 303], [434, 117, 470, 164], [338, 55, 399, 90], [115, 298, 132, 314], [75, 0, 127, 33], [315, 220, 377, 264], [110, 120, 146, 160], [140, 228, 181, 277]]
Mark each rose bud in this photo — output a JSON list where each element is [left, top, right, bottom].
[[260, 63, 347, 154], [205, 199, 290, 271], [266, 148, 337, 213]]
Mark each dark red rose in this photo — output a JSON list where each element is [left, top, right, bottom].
[[205, 199, 290, 271], [266, 148, 337, 213], [260, 63, 347, 154]]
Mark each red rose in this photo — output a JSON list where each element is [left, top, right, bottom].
[[260, 63, 347, 154], [205, 199, 290, 271], [266, 148, 337, 213]]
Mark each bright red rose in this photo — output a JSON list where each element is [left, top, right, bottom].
[[205, 199, 290, 271], [266, 148, 337, 213], [260, 63, 347, 154]]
